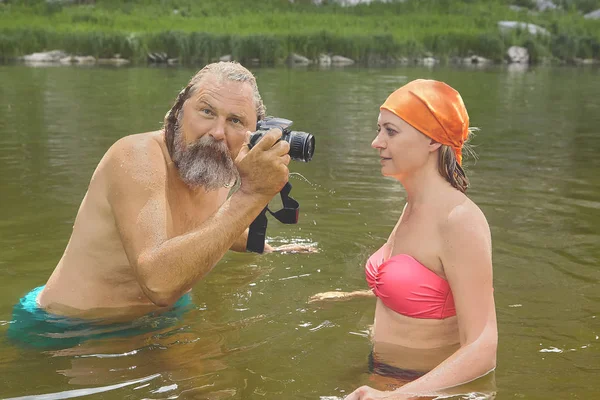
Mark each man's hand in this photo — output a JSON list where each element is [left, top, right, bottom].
[[235, 128, 290, 202]]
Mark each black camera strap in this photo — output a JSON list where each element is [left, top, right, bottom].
[[246, 182, 300, 253]]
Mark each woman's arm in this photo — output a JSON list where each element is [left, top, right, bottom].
[[346, 202, 497, 399], [309, 290, 375, 303]]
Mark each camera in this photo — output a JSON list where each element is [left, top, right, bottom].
[[249, 117, 315, 162]]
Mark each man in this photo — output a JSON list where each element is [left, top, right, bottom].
[[35, 61, 294, 320]]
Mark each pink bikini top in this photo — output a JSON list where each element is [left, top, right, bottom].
[[365, 244, 456, 319]]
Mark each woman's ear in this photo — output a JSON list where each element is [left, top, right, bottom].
[[429, 139, 442, 152]]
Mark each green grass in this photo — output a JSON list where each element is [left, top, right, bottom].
[[1, 0, 599, 64]]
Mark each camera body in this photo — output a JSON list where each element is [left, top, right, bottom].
[[249, 117, 315, 162]]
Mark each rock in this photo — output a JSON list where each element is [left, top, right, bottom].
[[59, 55, 97, 65], [574, 58, 597, 65], [507, 46, 529, 64], [421, 57, 438, 66], [97, 58, 130, 66], [331, 55, 355, 66], [21, 50, 68, 63], [534, 0, 557, 11], [147, 52, 168, 63], [167, 58, 179, 65], [464, 55, 492, 65], [508, 1, 556, 12], [75, 56, 96, 64], [584, 9, 600, 19], [498, 21, 550, 36], [219, 54, 232, 62], [287, 52, 310, 66], [318, 53, 332, 66]]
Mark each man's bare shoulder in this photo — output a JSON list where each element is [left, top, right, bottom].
[[102, 131, 169, 188]]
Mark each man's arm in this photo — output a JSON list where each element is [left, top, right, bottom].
[[106, 131, 289, 307], [230, 228, 249, 252]]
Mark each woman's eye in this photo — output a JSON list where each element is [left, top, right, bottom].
[[386, 128, 397, 135]]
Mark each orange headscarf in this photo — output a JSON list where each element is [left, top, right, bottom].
[[380, 79, 470, 165]]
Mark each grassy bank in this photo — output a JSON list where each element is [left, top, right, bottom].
[[1, 0, 599, 65]]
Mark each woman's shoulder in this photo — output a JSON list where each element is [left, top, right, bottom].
[[439, 194, 491, 244]]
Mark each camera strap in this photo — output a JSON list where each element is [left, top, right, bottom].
[[246, 182, 300, 253]]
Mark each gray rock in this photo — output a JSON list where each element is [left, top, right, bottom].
[[97, 58, 130, 66], [59, 55, 97, 65], [22, 50, 68, 63], [574, 58, 598, 65], [534, 0, 557, 11], [287, 52, 310, 65], [331, 55, 355, 66], [464, 55, 492, 65], [318, 53, 332, 66], [421, 57, 438, 66], [507, 46, 529, 64], [219, 54, 232, 62], [290, 0, 396, 4], [584, 9, 600, 19], [498, 21, 549, 36], [147, 52, 168, 63]]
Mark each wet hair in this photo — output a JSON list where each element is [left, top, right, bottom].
[[163, 61, 266, 156], [437, 128, 478, 193]]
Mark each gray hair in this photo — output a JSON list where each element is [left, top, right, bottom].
[[163, 61, 266, 156]]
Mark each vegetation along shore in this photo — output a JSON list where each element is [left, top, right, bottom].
[[1, 0, 599, 67]]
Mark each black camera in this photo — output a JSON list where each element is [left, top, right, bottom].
[[245, 117, 315, 254], [249, 117, 315, 162]]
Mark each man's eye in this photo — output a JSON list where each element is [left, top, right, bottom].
[[231, 118, 241, 124], [201, 108, 213, 115]]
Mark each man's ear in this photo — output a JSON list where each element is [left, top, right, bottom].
[[429, 139, 442, 152]]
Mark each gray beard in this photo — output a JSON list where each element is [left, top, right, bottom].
[[171, 124, 238, 191]]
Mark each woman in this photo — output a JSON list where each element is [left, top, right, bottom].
[[312, 79, 497, 399]]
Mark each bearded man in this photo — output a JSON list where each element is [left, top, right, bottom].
[[32, 62, 296, 320]]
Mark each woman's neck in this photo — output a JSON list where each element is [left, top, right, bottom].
[[400, 165, 451, 207]]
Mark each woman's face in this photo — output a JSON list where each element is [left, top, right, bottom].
[[372, 109, 435, 179]]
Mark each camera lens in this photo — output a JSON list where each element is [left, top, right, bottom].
[[287, 131, 315, 162], [249, 130, 315, 162]]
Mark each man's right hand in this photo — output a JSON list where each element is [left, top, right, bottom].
[[235, 128, 291, 201]]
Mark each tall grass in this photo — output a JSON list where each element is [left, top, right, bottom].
[[0, 0, 599, 64]]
